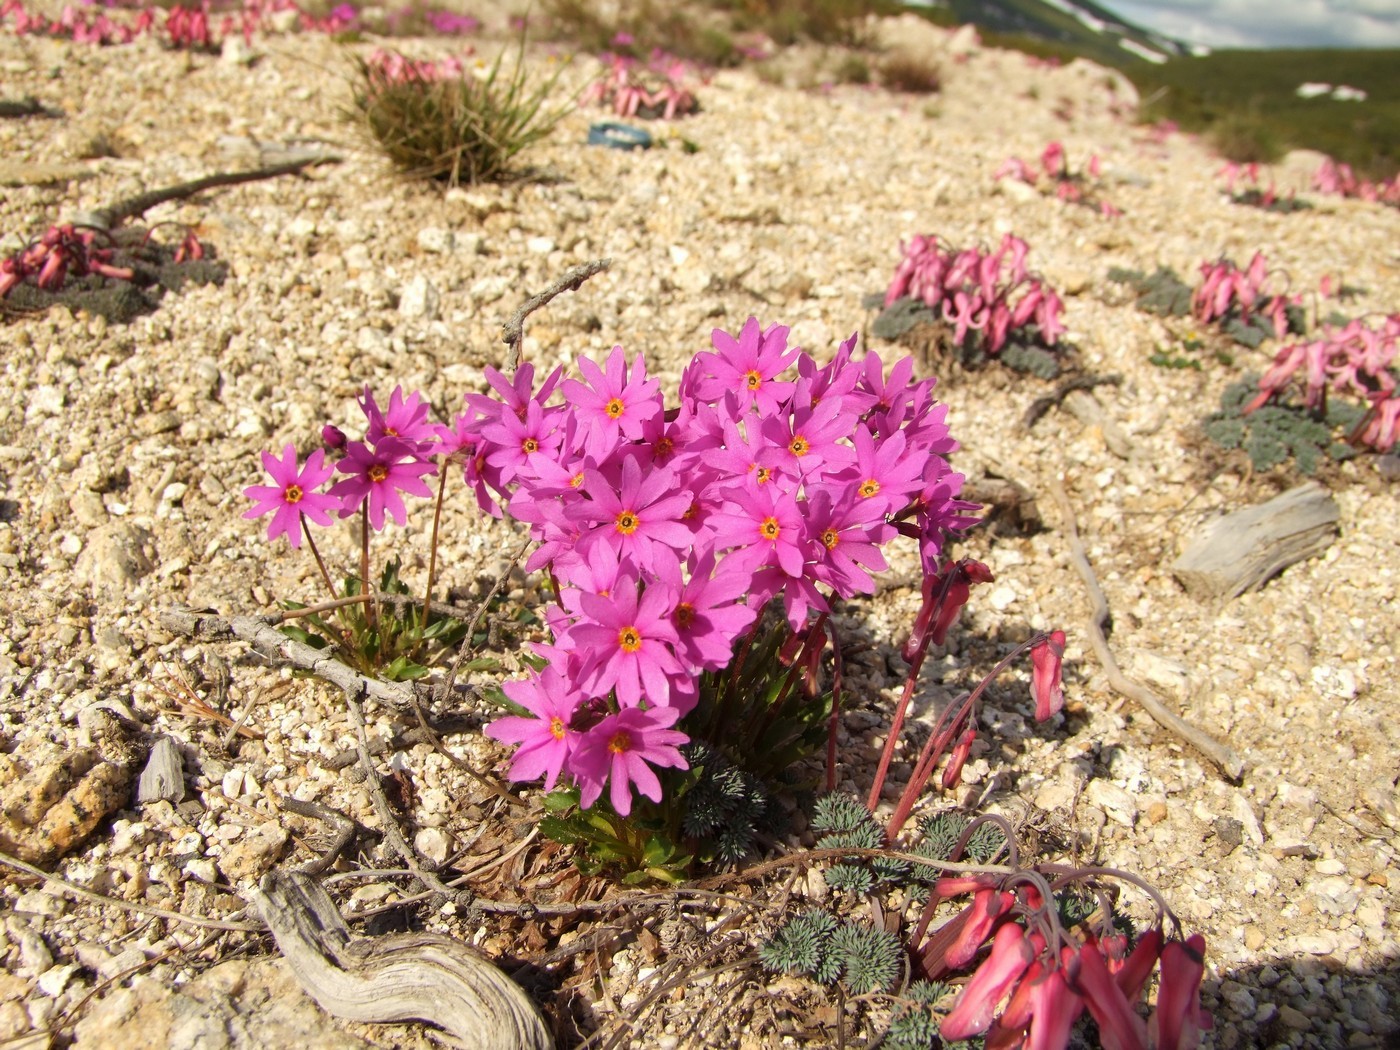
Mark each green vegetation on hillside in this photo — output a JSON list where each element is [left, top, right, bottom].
[[1125, 49, 1400, 177]]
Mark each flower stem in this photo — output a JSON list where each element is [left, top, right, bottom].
[[420, 456, 449, 642], [360, 505, 376, 632], [302, 515, 338, 602]]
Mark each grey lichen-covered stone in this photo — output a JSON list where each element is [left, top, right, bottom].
[[136, 737, 186, 806]]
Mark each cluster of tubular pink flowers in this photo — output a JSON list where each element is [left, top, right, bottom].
[[0, 224, 137, 298], [884, 233, 1066, 354], [1312, 158, 1400, 206], [1246, 314, 1400, 450], [924, 874, 1211, 1050], [1192, 251, 1296, 339], [994, 141, 1120, 216], [459, 320, 977, 815], [0, 0, 357, 48], [581, 50, 700, 120], [364, 46, 469, 84]]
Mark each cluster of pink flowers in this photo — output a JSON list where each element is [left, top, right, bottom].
[[1215, 161, 1305, 211], [243, 385, 439, 548], [1, 224, 129, 297], [465, 321, 976, 815], [1312, 158, 1400, 206], [927, 877, 1210, 1050], [364, 47, 469, 85], [1246, 314, 1400, 450], [994, 142, 1120, 216], [884, 233, 1066, 354], [0, 0, 357, 47], [0, 0, 151, 43], [582, 50, 699, 121], [1192, 251, 1296, 339], [0, 223, 205, 299]]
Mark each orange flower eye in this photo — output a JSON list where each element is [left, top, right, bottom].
[[522, 438, 539, 454], [284, 484, 304, 504], [744, 370, 762, 390], [674, 602, 696, 629], [755, 467, 772, 484], [789, 436, 810, 457], [858, 479, 880, 498], [618, 626, 642, 652], [759, 517, 780, 540], [608, 731, 632, 754], [821, 528, 840, 550], [605, 397, 626, 419], [570, 472, 585, 488], [615, 510, 639, 535], [655, 436, 674, 456], [368, 464, 389, 483], [550, 717, 566, 740]]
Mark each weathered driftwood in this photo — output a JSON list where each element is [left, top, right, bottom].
[[136, 736, 185, 805], [254, 871, 552, 1050], [1172, 482, 1339, 600]]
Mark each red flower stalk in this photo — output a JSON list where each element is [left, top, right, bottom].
[[1030, 629, 1066, 720]]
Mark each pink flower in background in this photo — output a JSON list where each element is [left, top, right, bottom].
[[242, 444, 338, 548], [360, 384, 436, 448]]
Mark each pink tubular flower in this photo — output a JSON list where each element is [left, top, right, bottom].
[[242, 444, 338, 548], [572, 576, 684, 707], [329, 436, 437, 531], [1030, 630, 1066, 720], [570, 704, 689, 816], [1150, 935, 1211, 1050], [941, 922, 1035, 1040], [1073, 940, 1148, 1050], [945, 887, 1016, 970], [483, 662, 584, 791]]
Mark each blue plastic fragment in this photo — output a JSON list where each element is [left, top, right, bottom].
[[587, 122, 653, 150]]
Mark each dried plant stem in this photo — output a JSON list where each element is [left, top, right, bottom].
[[0, 849, 262, 933], [89, 157, 339, 229], [1049, 479, 1245, 780], [502, 258, 611, 373]]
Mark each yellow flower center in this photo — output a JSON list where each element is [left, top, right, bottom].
[[789, 435, 810, 457], [368, 464, 389, 483], [615, 510, 639, 535], [755, 467, 772, 484], [550, 717, 566, 740], [608, 731, 632, 754], [284, 484, 304, 505], [522, 437, 538, 454], [674, 602, 696, 629], [605, 397, 626, 419], [655, 436, 674, 456], [570, 472, 585, 489], [858, 478, 881, 498], [759, 517, 780, 540], [618, 626, 642, 652], [744, 370, 762, 390], [821, 528, 840, 550]]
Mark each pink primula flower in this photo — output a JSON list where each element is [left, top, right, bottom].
[[242, 444, 338, 548], [329, 436, 437, 531], [570, 705, 689, 816]]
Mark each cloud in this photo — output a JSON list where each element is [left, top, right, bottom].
[[1111, 0, 1400, 47]]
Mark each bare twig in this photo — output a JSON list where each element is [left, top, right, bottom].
[[501, 258, 611, 373], [89, 157, 340, 230], [433, 537, 532, 708], [1049, 479, 1246, 780], [276, 795, 360, 876], [0, 850, 262, 933], [1022, 373, 1122, 430]]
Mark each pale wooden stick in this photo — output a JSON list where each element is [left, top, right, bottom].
[[1049, 479, 1245, 780]]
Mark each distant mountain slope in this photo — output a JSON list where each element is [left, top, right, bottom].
[[915, 0, 1188, 66]]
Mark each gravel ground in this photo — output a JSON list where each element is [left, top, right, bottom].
[[1, 9, 1398, 1049]]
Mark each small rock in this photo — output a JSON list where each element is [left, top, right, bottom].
[[0, 739, 131, 863], [221, 769, 245, 799], [74, 523, 155, 594], [137, 737, 185, 806], [218, 821, 288, 881], [415, 827, 452, 866], [37, 964, 79, 998], [1244, 926, 1266, 950], [398, 275, 441, 320], [14, 891, 66, 918], [987, 584, 1017, 611], [220, 36, 256, 66], [1146, 800, 1169, 824], [416, 227, 454, 254], [16, 927, 53, 976], [184, 858, 219, 884], [1278, 1004, 1313, 1030], [1315, 858, 1346, 875], [1085, 780, 1138, 827], [526, 236, 555, 254]]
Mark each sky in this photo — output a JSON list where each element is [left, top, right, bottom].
[[1108, 0, 1400, 48]]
